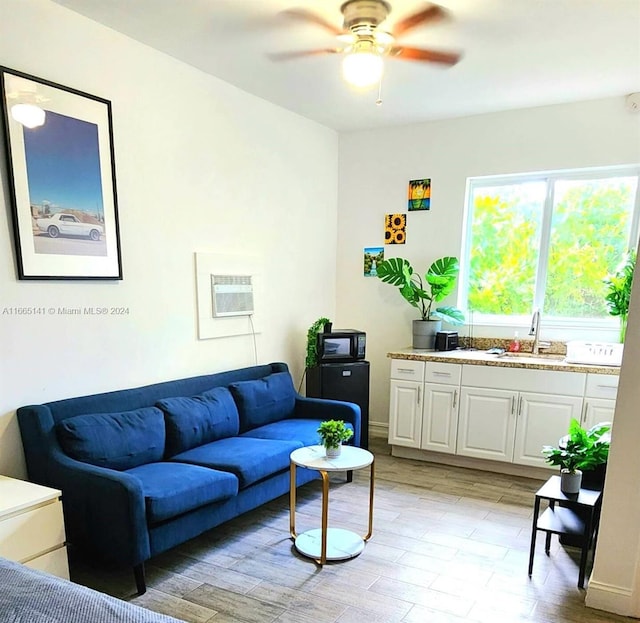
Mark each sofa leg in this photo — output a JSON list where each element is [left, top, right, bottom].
[[133, 563, 146, 595]]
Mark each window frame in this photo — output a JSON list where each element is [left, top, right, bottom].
[[459, 164, 640, 331]]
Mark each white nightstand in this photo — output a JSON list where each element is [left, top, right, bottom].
[[0, 475, 69, 579]]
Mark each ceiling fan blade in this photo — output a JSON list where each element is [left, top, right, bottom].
[[281, 9, 343, 36], [268, 49, 342, 62], [390, 46, 461, 66], [392, 4, 448, 37]]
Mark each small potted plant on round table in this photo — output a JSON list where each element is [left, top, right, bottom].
[[542, 418, 611, 494], [317, 419, 354, 458]]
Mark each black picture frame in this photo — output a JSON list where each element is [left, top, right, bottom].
[[0, 66, 122, 280]]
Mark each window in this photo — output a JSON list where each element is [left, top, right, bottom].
[[460, 166, 640, 326]]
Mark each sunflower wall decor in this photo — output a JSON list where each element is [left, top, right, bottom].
[[408, 179, 431, 211], [385, 214, 406, 245]]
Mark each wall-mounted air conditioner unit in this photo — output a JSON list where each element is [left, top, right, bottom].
[[211, 275, 254, 317]]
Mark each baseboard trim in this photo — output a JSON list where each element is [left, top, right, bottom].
[[390, 445, 553, 480], [369, 421, 388, 439], [586, 580, 638, 617]]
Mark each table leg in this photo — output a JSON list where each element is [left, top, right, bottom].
[[364, 459, 375, 541], [545, 500, 554, 555], [319, 470, 330, 565], [578, 509, 595, 589], [528, 495, 541, 576], [289, 462, 297, 540]]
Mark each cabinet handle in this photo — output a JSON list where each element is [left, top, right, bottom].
[[511, 396, 515, 415], [453, 389, 458, 409], [398, 368, 415, 374], [417, 386, 421, 406], [582, 402, 587, 425], [433, 371, 452, 377], [518, 396, 523, 416]]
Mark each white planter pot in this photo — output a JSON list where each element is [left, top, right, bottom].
[[560, 469, 582, 494], [412, 319, 442, 350], [325, 444, 341, 458]]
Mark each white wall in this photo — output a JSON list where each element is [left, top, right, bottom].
[[337, 98, 640, 617], [337, 98, 640, 431], [587, 233, 640, 616], [0, 0, 339, 478]]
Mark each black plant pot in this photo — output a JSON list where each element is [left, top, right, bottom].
[[558, 463, 606, 547]]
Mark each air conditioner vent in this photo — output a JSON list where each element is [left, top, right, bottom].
[[211, 274, 254, 317]]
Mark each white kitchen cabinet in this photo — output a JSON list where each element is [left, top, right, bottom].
[[0, 476, 69, 579], [421, 382, 459, 454], [421, 362, 461, 454], [458, 387, 516, 462], [388, 354, 619, 472], [582, 373, 619, 429], [514, 392, 583, 467], [459, 365, 586, 468], [583, 399, 616, 430], [389, 378, 423, 447], [388, 359, 461, 453]]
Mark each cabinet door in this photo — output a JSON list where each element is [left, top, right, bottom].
[[421, 383, 459, 454], [583, 398, 616, 430], [388, 379, 422, 448], [458, 387, 517, 462], [514, 392, 583, 468]]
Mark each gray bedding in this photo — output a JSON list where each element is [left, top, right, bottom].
[[0, 558, 184, 623]]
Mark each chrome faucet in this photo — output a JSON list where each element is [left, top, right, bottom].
[[529, 308, 551, 355]]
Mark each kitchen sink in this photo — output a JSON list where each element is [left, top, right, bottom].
[[495, 352, 566, 362]]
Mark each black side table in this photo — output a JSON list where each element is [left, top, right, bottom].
[[528, 475, 603, 588]]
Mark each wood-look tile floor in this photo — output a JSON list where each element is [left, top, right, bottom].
[[70, 438, 633, 623]]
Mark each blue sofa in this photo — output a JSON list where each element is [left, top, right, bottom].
[[17, 362, 360, 593]]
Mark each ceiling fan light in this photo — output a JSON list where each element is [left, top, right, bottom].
[[11, 103, 46, 128], [342, 51, 383, 88]]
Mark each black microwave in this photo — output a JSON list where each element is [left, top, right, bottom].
[[317, 330, 366, 363]]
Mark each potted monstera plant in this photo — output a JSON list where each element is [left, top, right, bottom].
[[377, 256, 464, 349]]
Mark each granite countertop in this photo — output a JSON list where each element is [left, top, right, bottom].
[[387, 348, 620, 376]]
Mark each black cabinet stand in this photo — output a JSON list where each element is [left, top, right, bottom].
[[306, 361, 370, 450]]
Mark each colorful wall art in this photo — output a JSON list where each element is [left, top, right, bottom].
[[385, 214, 406, 244], [364, 246, 384, 277], [408, 178, 431, 211]]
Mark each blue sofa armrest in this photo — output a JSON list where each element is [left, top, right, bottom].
[[54, 454, 150, 566], [18, 405, 150, 566], [293, 396, 361, 447]]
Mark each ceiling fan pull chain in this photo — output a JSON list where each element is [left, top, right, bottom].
[[376, 74, 383, 106]]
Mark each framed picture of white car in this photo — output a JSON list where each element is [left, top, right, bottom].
[[0, 66, 122, 279]]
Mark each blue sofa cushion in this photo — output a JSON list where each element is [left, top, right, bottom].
[[168, 437, 302, 489], [229, 372, 296, 433], [56, 407, 165, 470], [156, 387, 240, 456], [241, 418, 353, 447], [125, 462, 238, 524]]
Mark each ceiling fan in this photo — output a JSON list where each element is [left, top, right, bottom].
[[270, 1, 462, 88]]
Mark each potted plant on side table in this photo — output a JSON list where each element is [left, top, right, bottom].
[[542, 419, 611, 494], [376, 256, 464, 349], [317, 419, 354, 458]]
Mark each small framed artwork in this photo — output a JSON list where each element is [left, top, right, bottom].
[[385, 214, 406, 244], [0, 66, 122, 279], [408, 178, 431, 211], [364, 246, 384, 277]]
